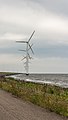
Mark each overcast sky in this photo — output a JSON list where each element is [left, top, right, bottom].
[[0, 0, 68, 73]]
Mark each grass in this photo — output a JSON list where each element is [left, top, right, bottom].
[[0, 76, 68, 117]]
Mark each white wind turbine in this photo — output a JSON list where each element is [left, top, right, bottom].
[[16, 31, 35, 75]]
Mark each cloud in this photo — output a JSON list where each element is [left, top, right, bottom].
[[30, 57, 68, 73], [0, 0, 68, 45], [0, 54, 24, 72], [30, 0, 68, 16], [0, 33, 26, 41], [34, 45, 68, 58], [0, 0, 68, 54], [0, 0, 68, 72], [0, 54, 68, 73]]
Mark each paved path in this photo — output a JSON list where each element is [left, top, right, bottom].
[[0, 90, 67, 120]]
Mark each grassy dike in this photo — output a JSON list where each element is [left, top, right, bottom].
[[0, 77, 68, 117]]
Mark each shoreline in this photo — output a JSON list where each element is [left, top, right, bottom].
[[7, 73, 68, 88]]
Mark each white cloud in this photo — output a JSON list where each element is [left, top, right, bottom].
[[0, 54, 19, 64], [0, 54, 24, 72], [30, 57, 68, 73], [0, 33, 26, 41], [0, 0, 68, 72], [0, 55, 68, 73], [0, 0, 68, 45]]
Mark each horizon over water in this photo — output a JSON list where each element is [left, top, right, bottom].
[[10, 73, 68, 88]]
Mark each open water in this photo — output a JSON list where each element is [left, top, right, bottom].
[[9, 73, 68, 88]]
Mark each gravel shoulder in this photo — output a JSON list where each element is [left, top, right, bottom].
[[0, 89, 67, 120]]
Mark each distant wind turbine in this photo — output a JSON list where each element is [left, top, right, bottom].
[[16, 30, 35, 75]]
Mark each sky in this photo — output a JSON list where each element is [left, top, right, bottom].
[[0, 0, 68, 73]]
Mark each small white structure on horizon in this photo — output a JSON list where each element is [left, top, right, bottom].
[[16, 31, 35, 75]]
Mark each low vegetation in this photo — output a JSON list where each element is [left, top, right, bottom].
[[0, 72, 18, 77], [0, 76, 68, 117]]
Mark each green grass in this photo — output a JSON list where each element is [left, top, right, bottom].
[[0, 77, 68, 117]]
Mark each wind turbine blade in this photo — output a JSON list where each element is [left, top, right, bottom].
[[16, 41, 27, 43], [21, 57, 26, 61], [30, 44, 33, 48], [27, 53, 31, 59], [29, 44, 34, 54], [28, 44, 33, 51], [28, 30, 35, 43], [19, 49, 26, 52]]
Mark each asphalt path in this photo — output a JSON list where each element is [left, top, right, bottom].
[[0, 90, 67, 120]]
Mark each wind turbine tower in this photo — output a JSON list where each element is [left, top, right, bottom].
[[16, 31, 35, 75]]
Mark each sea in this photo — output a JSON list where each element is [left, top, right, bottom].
[[9, 73, 68, 88]]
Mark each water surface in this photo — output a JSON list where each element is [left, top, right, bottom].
[[10, 74, 68, 88]]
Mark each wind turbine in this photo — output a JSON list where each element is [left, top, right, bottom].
[[16, 30, 35, 75]]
